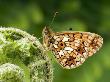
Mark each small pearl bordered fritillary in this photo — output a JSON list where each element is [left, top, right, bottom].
[[42, 27, 103, 69]]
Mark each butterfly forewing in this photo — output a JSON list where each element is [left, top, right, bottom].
[[43, 27, 103, 69]]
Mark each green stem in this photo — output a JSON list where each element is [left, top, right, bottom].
[[0, 27, 53, 82]]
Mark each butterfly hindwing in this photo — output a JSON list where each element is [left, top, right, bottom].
[[43, 27, 103, 69]]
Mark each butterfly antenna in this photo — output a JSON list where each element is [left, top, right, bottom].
[[49, 12, 59, 29]]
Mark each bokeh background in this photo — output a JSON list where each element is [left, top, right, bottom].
[[0, 0, 110, 82]]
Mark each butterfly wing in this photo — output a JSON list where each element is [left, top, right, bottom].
[[50, 32, 103, 69]]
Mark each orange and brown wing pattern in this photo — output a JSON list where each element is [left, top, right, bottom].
[[43, 27, 103, 69]]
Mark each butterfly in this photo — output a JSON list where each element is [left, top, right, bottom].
[[42, 27, 103, 69]]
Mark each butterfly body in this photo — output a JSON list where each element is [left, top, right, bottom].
[[42, 27, 103, 69]]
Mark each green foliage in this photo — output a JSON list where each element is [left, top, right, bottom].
[[0, 63, 24, 82], [0, 28, 53, 82]]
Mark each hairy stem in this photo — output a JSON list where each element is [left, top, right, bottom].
[[0, 27, 53, 82]]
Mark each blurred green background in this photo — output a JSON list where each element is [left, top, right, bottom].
[[0, 0, 110, 82]]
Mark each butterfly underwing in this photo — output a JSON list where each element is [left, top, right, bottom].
[[42, 27, 103, 69]]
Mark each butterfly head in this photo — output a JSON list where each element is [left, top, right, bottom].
[[42, 27, 55, 50]]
